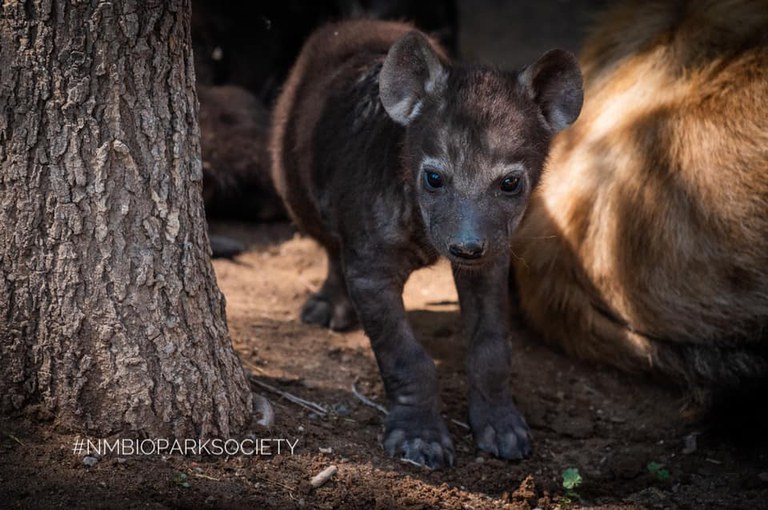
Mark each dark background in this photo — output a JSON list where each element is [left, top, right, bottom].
[[192, 0, 609, 222], [192, 0, 609, 105]]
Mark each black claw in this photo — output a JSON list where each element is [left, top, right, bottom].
[[498, 432, 519, 460], [424, 442, 446, 469], [383, 407, 455, 469], [445, 448, 455, 467], [470, 399, 532, 461], [383, 429, 406, 457]]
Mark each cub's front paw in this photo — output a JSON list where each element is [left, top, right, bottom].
[[469, 397, 532, 460], [383, 405, 455, 469]]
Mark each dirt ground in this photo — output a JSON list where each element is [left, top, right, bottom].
[[1, 221, 767, 509]]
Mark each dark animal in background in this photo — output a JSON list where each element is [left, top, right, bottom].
[[513, 0, 768, 405], [197, 86, 286, 258], [198, 85, 285, 222], [271, 20, 582, 468]]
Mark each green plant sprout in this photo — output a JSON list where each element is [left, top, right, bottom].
[[647, 461, 670, 481], [561, 467, 583, 505], [174, 472, 191, 488], [562, 467, 583, 490]]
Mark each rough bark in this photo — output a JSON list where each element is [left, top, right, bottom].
[[0, 0, 253, 437]]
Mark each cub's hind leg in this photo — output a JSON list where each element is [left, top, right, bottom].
[[301, 250, 357, 331]]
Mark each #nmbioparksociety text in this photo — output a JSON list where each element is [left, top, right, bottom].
[[73, 437, 300, 457]]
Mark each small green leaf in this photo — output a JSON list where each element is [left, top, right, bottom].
[[174, 472, 191, 488], [647, 461, 670, 481], [562, 467, 583, 490]]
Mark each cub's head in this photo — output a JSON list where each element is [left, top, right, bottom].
[[379, 31, 582, 267]]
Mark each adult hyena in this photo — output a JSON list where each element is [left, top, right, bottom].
[[513, 0, 768, 403]]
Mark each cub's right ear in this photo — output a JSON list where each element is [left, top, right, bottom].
[[379, 31, 447, 126]]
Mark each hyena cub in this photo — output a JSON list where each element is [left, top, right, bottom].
[[271, 20, 582, 468]]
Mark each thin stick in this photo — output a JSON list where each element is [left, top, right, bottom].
[[250, 377, 327, 415], [4, 432, 24, 446], [240, 358, 266, 375], [400, 457, 429, 469], [192, 473, 220, 481], [253, 394, 275, 428], [310, 465, 338, 489], [351, 382, 470, 431], [297, 275, 320, 294], [351, 383, 387, 415], [450, 418, 471, 431], [253, 474, 297, 494]]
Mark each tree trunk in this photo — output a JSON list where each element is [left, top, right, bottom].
[[0, 0, 253, 437]]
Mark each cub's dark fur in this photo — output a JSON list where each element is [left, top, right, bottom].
[[271, 20, 582, 468]]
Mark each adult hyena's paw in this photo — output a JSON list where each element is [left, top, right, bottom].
[[383, 405, 455, 469], [469, 397, 532, 460], [300, 292, 357, 331]]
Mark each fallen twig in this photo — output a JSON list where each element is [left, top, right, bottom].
[[350, 382, 470, 431], [249, 376, 327, 416], [253, 475, 298, 497], [240, 358, 266, 375], [253, 394, 275, 428], [351, 383, 387, 414], [400, 457, 431, 469], [310, 465, 338, 489], [3, 432, 25, 446], [297, 275, 320, 295], [449, 418, 471, 431], [192, 472, 220, 481]]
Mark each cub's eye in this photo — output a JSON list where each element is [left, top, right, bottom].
[[500, 175, 524, 195], [424, 170, 444, 190]]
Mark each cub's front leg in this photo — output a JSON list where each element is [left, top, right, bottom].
[[344, 254, 455, 469], [453, 258, 532, 460]]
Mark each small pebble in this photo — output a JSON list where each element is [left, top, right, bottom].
[[83, 456, 98, 467], [682, 433, 698, 455], [334, 403, 351, 416], [319, 447, 332, 454], [475, 456, 485, 464]]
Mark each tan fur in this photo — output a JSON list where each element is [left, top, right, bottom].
[[513, 0, 768, 395]]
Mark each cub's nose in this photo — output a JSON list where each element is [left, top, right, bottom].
[[448, 240, 486, 260]]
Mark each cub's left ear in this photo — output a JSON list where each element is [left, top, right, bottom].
[[518, 49, 583, 133]]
